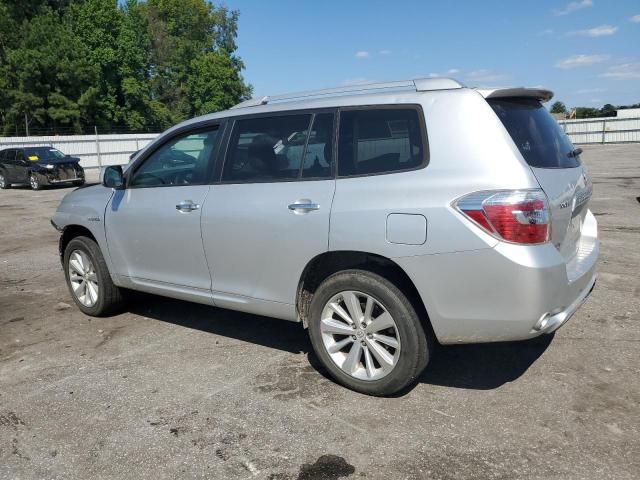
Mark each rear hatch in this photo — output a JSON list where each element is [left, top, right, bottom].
[[487, 96, 592, 263]]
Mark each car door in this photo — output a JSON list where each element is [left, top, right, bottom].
[[201, 111, 336, 312], [14, 150, 29, 183], [105, 124, 223, 298]]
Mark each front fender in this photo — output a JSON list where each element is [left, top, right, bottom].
[[52, 185, 115, 276]]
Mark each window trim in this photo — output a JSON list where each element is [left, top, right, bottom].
[[336, 104, 429, 179], [124, 120, 226, 190], [216, 107, 337, 185]]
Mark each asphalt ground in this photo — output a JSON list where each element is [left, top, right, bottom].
[[1, 144, 639, 479]]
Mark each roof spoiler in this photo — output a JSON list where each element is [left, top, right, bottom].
[[232, 77, 465, 109], [476, 87, 554, 103]]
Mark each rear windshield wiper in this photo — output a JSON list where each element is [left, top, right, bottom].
[[567, 148, 583, 158]]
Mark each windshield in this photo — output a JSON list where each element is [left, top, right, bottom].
[[24, 148, 66, 162], [488, 98, 580, 169]]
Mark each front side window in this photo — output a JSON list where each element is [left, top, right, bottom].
[[129, 128, 219, 187], [222, 114, 312, 182], [338, 108, 425, 176]]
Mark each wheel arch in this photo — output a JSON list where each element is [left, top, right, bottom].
[[296, 250, 435, 340], [59, 224, 97, 260]]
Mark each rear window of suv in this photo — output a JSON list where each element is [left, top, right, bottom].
[[489, 98, 580, 169]]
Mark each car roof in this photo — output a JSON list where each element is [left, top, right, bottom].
[[168, 77, 554, 133]]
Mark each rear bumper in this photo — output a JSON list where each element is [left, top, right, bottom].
[[395, 210, 599, 345], [534, 275, 596, 334]]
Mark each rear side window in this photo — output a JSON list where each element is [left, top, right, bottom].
[[489, 98, 580, 169], [223, 114, 312, 182], [338, 108, 425, 176]]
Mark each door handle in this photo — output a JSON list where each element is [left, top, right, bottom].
[[288, 200, 320, 213], [176, 200, 200, 213]]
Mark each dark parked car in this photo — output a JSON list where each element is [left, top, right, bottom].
[[0, 147, 85, 190]]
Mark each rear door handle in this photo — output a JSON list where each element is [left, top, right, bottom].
[[176, 200, 200, 213], [288, 200, 320, 213]]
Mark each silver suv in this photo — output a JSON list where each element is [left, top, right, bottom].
[[52, 78, 598, 395]]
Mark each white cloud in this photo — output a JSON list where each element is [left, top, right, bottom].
[[464, 69, 510, 83], [379, 49, 391, 55], [354, 51, 370, 58], [426, 68, 461, 78], [553, 0, 593, 16], [538, 28, 554, 36], [555, 54, 609, 69], [630, 14, 640, 23], [599, 63, 640, 79], [567, 25, 618, 37]]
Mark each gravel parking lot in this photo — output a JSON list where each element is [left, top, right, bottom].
[[1, 144, 639, 480]]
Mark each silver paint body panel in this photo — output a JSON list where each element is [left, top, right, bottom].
[[52, 81, 598, 343]]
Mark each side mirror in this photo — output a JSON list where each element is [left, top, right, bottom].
[[102, 165, 124, 189]]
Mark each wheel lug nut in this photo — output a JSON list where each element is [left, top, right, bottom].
[[367, 333, 373, 338], [361, 340, 366, 346], [351, 324, 356, 329], [351, 335, 356, 340]]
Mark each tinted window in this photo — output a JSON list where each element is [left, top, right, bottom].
[[129, 128, 219, 187], [223, 114, 311, 182], [338, 108, 425, 176], [489, 98, 580, 168], [302, 113, 334, 178]]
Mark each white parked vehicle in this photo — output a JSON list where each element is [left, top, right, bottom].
[[52, 78, 598, 395]]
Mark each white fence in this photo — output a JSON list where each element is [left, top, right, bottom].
[[558, 116, 640, 144], [0, 133, 159, 169]]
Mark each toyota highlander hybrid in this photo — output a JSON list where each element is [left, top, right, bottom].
[[51, 78, 598, 395]]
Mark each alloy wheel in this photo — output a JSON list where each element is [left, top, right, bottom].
[[68, 250, 99, 307], [30, 174, 39, 190], [320, 290, 401, 381], [0, 174, 5, 188]]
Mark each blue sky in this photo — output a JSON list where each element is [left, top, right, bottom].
[[223, 0, 640, 108]]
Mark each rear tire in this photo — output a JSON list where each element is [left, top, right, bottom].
[[63, 236, 125, 316], [307, 269, 430, 396], [0, 173, 9, 189]]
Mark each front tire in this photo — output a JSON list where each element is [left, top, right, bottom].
[[63, 236, 125, 316], [73, 180, 85, 187], [307, 269, 430, 396], [29, 173, 42, 190]]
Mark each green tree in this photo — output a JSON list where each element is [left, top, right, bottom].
[[0, 0, 251, 135], [550, 101, 567, 114], [599, 104, 616, 118]]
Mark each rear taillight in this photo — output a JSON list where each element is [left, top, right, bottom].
[[454, 189, 550, 244]]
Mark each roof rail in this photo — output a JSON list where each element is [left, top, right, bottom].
[[231, 77, 464, 109]]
